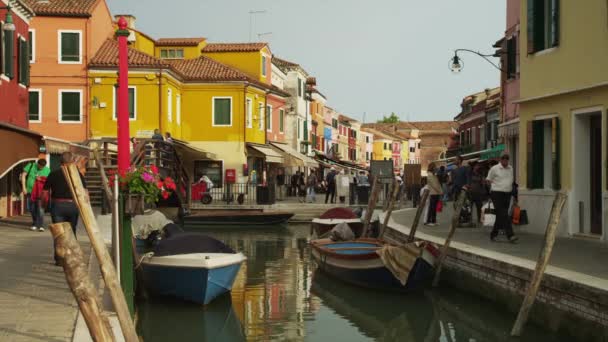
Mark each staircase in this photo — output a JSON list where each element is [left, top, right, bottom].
[[85, 166, 105, 209]]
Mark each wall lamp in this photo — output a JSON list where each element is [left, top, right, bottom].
[[449, 49, 505, 73], [0, 5, 16, 32]]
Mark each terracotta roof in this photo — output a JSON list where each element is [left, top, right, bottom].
[[156, 37, 206, 47], [202, 42, 267, 53], [408, 121, 459, 131], [360, 127, 401, 141], [89, 39, 171, 69], [168, 56, 252, 82], [23, 0, 98, 17], [272, 56, 299, 70], [339, 114, 359, 123]]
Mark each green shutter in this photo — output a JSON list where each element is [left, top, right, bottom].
[[128, 88, 135, 119], [298, 79, 302, 97], [279, 109, 284, 132], [214, 98, 231, 125], [303, 120, 308, 140], [551, 0, 559, 47], [28, 91, 39, 121], [266, 105, 271, 130], [18, 39, 29, 85], [28, 31, 32, 62], [61, 92, 81, 121], [527, 0, 536, 54], [531, 120, 545, 189], [61, 32, 79, 62], [552, 118, 561, 190], [4, 30, 13, 78]]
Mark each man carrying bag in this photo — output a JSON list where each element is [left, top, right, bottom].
[[21, 159, 50, 232]]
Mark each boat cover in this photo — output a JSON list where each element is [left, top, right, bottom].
[[319, 207, 357, 219], [154, 233, 235, 257], [376, 244, 421, 285], [329, 222, 355, 241]]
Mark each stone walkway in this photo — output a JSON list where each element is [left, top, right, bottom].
[[0, 216, 91, 342], [388, 205, 608, 284]]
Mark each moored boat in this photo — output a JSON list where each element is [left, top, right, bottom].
[[310, 238, 436, 292], [311, 207, 364, 238]]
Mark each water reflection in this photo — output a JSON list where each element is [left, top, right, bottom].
[[137, 224, 573, 342]]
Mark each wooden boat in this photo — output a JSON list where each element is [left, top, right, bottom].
[[310, 238, 436, 292], [311, 207, 364, 238], [183, 210, 294, 226]]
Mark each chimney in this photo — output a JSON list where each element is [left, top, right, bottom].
[[115, 15, 136, 29]]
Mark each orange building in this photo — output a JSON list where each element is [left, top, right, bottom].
[[25, 0, 114, 142]]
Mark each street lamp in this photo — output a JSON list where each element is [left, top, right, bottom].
[[0, 5, 15, 32], [449, 49, 504, 73]]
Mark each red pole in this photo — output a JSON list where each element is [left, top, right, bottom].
[[116, 17, 130, 173]]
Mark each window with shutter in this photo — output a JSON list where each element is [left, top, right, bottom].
[[266, 105, 272, 131], [113, 86, 136, 119], [4, 29, 13, 78], [298, 78, 302, 97], [60, 90, 82, 122], [527, 0, 559, 54], [18, 38, 29, 85], [60, 31, 81, 63], [279, 109, 284, 133], [28, 90, 41, 122], [506, 37, 517, 79], [551, 117, 560, 190], [261, 55, 267, 76], [213, 97, 232, 126], [28, 30, 35, 63]]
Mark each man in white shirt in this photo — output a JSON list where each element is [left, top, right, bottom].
[[486, 154, 518, 243]]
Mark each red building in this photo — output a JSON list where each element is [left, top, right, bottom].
[[453, 87, 501, 156]]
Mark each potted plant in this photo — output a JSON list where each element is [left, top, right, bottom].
[[108, 165, 177, 215]]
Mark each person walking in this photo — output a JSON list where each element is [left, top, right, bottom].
[[21, 159, 50, 231], [276, 169, 285, 201], [42, 152, 87, 265], [297, 171, 306, 203], [306, 170, 318, 203], [152, 129, 164, 140], [468, 162, 488, 227], [324, 168, 337, 204], [290, 171, 299, 197], [437, 165, 449, 202], [424, 163, 443, 226], [450, 156, 471, 201], [486, 154, 518, 243]]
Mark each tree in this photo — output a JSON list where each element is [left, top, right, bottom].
[[377, 112, 400, 123]]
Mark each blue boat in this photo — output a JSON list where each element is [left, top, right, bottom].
[[141, 252, 246, 305], [310, 238, 436, 292]]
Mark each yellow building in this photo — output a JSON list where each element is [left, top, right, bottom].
[[518, 0, 607, 240], [88, 39, 288, 184], [202, 43, 272, 85], [361, 128, 394, 161]]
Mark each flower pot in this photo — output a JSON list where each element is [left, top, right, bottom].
[[125, 194, 146, 215]]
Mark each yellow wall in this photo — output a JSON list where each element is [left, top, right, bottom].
[[202, 46, 270, 84], [131, 31, 156, 55], [154, 43, 204, 60], [401, 140, 409, 164], [372, 140, 392, 160], [520, 0, 608, 100]]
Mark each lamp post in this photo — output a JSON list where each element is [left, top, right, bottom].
[[0, 5, 15, 31], [116, 17, 131, 174], [449, 49, 505, 73]]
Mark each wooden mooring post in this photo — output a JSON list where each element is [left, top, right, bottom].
[[50, 222, 114, 341], [407, 189, 430, 243], [361, 177, 381, 238], [432, 189, 467, 287], [510, 192, 567, 337], [379, 178, 402, 239], [62, 164, 139, 342]]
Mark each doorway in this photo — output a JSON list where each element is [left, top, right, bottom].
[[589, 115, 602, 235]]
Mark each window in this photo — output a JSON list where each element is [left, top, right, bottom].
[[3, 26, 14, 78], [213, 97, 232, 126], [176, 94, 181, 125], [506, 36, 517, 79], [266, 105, 272, 131], [261, 55, 267, 76], [366, 152, 370, 161], [417, 143, 421, 149], [113, 86, 136, 120], [298, 78, 302, 97], [527, 117, 560, 190], [527, 0, 559, 54], [279, 109, 284, 133], [28, 89, 41, 122], [18, 37, 29, 85], [365, 136, 370, 143], [28, 30, 35, 63], [167, 89, 172, 122], [59, 90, 82, 123], [246, 98, 252, 128], [332, 118, 338, 128], [160, 48, 184, 59], [297, 119, 301, 139], [258, 102, 264, 130], [410, 147, 415, 153], [383, 142, 387, 150], [59, 31, 81, 63]]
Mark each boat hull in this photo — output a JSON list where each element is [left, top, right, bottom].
[[142, 253, 245, 305], [310, 239, 433, 292]]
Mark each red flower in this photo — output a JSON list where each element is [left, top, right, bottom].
[[156, 181, 164, 189], [150, 165, 159, 175], [161, 190, 169, 199]]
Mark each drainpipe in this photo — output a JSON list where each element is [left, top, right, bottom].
[[264, 90, 269, 146]]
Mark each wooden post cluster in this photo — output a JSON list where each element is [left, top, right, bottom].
[[361, 177, 381, 237], [50, 222, 114, 341], [61, 164, 139, 342], [511, 192, 567, 336], [379, 178, 402, 239], [407, 189, 430, 243], [432, 189, 467, 287]]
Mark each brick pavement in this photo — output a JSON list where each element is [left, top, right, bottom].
[[0, 216, 91, 342]]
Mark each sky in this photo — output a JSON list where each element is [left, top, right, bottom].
[[106, 0, 506, 123]]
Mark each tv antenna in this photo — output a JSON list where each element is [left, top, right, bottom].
[[249, 10, 267, 42], [257, 32, 272, 41]]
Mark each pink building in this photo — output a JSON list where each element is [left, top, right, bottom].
[[496, 0, 520, 177]]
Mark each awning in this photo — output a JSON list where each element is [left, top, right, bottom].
[[498, 118, 520, 139], [480, 144, 506, 161], [173, 139, 217, 162], [43, 136, 90, 157], [0, 123, 42, 179], [271, 142, 319, 168], [247, 144, 284, 164]]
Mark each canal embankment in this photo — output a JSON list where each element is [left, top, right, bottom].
[[383, 207, 608, 341]]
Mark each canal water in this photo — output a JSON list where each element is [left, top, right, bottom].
[[137, 224, 571, 342]]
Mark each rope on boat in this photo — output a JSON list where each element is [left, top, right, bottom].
[[135, 252, 154, 269]]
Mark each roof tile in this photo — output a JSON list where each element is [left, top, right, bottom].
[[202, 42, 267, 53], [23, 0, 98, 17], [89, 39, 171, 69], [156, 37, 206, 47]]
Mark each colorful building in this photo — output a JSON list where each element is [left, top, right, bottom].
[[26, 0, 115, 142], [453, 87, 501, 156], [517, 0, 608, 240], [360, 131, 374, 168]]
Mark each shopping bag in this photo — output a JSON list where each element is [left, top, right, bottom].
[[482, 201, 496, 227], [512, 205, 521, 224], [518, 209, 529, 225], [436, 200, 443, 213]]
